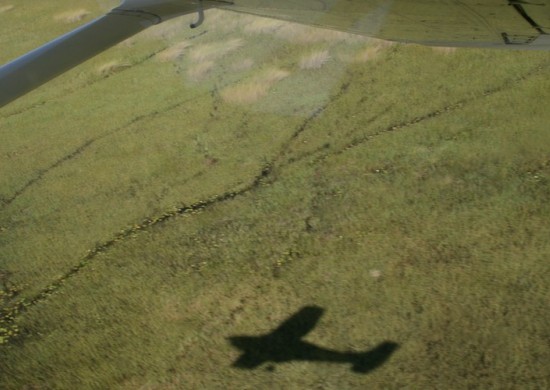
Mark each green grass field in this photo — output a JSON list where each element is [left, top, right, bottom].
[[1, 1, 549, 388]]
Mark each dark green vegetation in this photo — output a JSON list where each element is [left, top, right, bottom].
[[1, 1, 549, 388]]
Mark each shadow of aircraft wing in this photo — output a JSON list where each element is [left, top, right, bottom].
[[227, 335, 271, 368], [271, 305, 324, 341], [231, 351, 266, 369]]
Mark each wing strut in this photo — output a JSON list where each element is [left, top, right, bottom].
[[191, 0, 206, 28]]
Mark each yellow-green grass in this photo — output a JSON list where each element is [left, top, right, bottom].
[[1, 3, 549, 389]]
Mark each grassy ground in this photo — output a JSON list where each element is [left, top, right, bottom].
[[1, 2, 549, 388]]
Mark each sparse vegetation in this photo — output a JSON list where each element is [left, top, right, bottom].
[[0, 2, 549, 389]]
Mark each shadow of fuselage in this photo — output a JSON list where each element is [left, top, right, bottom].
[[228, 306, 399, 373]]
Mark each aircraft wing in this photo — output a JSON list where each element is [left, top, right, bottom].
[[0, 0, 213, 108], [222, 0, 550, 49], [2, 0, 550, 108]]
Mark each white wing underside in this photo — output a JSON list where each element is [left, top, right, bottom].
[[1, 0, 549, 108]]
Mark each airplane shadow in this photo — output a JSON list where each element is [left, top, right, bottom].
[[227, 305, 399, 374]]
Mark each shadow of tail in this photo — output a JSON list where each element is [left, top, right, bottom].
[[351, 341, 400, 374]]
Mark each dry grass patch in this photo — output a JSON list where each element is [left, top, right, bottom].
[[235, 14, 352, 44], [375, 38, 398, 48], [299, 50, 331, 70], [220, 68, 289, 104], [221, 83, 266, 105], [189, 38, 244, 63], [207, 9, 248, 33], [243, 17, 285, 34], [275, 24, 353, 44], [354, 46, 381, 63], [0, 5, 14, 13], [142, 17, 193, 40], [120, 17, 193, 47], [353, 40, 394, 63], [187, 60, 216, 81], [97, 60, 131, 76], [260, 68, 289, 84], [54, 9, 90, 24], [231, 58, 255, 72], [432, 46, 457, 54], [156, 41, 192, 62]]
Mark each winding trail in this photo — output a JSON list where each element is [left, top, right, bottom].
[[1, 58, 548, 345]]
